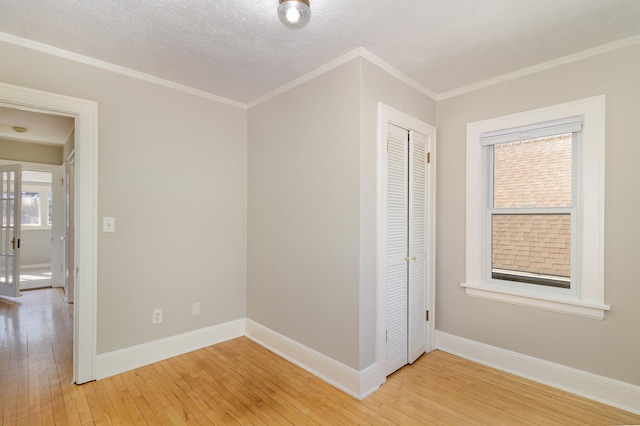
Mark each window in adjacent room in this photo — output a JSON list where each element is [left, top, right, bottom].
[[20, 170, 53, 230]]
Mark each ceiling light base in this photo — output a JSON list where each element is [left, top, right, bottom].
[[278, 0, 311, 30]]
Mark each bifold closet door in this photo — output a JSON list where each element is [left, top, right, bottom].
[[408, 130, 427, 364], [385, 123, 427, 376], [385, 123, 409, 376]]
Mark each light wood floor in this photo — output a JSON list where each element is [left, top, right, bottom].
[[1, 289, 639, 425]]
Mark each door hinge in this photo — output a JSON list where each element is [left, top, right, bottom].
[[427, 152, 431, 164], [425, 310, 429, 321]]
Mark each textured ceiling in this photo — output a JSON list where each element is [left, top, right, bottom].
[[1, 0, 640, 104]]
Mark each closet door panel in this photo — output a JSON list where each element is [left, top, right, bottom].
[[386, 263, 408, 375], [408, 131, 428, 364], [385, 123, 408, 375]]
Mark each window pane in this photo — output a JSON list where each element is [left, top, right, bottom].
[[21, 192, 40, 225], [493, 134, 572, 208], [2, 199, 14, 227], [492, 214, 570, 288]]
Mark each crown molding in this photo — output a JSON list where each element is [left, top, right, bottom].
[[437, 34, 640, 100], [247, 47, 438, 109], [358, 48, 439, 100], [0, 32, 247, 110], [3, 30, 640, 108], [247, 48, 362, 108]]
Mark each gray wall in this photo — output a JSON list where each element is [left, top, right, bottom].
[[247, 60, 363, 368], [0, 138, 63, 164], [436, 43, 640, 386], [0, 40, 248, 354], [247, 58, 436, 370]]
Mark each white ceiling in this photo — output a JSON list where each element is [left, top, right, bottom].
[[1, 0, 640, 105], [0, 107, 74, 146]]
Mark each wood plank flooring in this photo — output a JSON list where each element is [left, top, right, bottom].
[[1, 288, 639, 425]]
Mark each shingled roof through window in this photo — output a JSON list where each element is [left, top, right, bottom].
[[492, 134, 572, 280]]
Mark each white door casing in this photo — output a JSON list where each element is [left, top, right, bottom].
[[0, 164, 22, 298]]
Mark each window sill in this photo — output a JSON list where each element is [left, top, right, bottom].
[[461, 282, 610, 320]]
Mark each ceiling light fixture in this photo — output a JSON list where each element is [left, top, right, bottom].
[[278, 0, 311, 30]]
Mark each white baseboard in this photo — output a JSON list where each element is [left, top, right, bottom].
[[436, 331, 640, 415], [95, 318, 379, 399], [96, 318, 245, 380], [245, 319, 379, 399], [21, 263, 51, 270]]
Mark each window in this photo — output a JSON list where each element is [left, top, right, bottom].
[[488, 126, 576, 293], [462, 96, 609, 319], [21, 191, 42, 225], [20, 170, 53, 230], [21, 186, 52, 229]]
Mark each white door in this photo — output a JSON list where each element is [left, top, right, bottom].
[[408, 130, 428, 364], [385, 124, 428, 376], [1, 164, 22, 297], [64, 154, 75, 303], [385, 123, 410, 375]]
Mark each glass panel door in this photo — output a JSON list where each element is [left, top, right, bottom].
[[1, 164, 22, 297]]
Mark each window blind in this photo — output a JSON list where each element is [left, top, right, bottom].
[[481, 116, 582, 146]]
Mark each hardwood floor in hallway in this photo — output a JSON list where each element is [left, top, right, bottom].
[[1, 288, 639, 425]]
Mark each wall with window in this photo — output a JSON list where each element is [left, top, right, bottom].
[[436, 43, 640, 386]]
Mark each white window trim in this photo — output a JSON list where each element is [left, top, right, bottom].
[[462, 95, 610, 320]]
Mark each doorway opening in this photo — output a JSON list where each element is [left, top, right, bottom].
[[19, 169, 55, 291], [0, 111, 75, 391], [0, 81, 98, 384]]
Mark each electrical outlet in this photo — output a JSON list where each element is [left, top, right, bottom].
[[152, 309, 162, 324], [192, 302, 201, 317]]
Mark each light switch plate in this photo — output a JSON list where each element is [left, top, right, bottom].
[[103, 217, 115, 232]]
